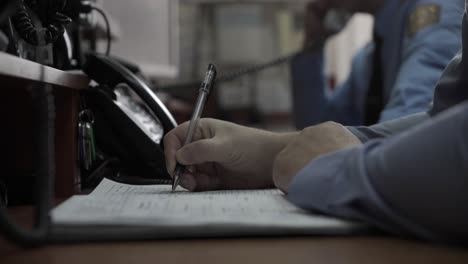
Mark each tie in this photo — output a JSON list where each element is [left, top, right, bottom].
[[364, 30, 385, 126]]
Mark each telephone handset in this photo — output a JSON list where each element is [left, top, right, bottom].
[[83, 53, 177, 181]]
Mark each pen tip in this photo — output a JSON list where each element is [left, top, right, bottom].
[[172, 174, 179, 192]]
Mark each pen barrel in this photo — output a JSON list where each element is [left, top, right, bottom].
[[183, 91, 208, 145], [200, 65, 216, 94], [173, 64, 216, 191], [183, 64, 216, 146]]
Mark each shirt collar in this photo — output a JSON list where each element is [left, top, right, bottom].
[[374, 0, 400, 37]]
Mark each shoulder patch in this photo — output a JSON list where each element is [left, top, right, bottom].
[[407, 5, 441, 37]]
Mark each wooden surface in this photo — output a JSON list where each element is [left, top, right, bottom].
[[1, 52, 88, 201], [53, 88, 81, 197], [0, 52, 89, 90], [1, 207, 468, 264]]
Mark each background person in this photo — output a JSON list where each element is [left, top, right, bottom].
[[292, 0, 463, 128]]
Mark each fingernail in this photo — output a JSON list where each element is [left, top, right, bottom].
[[180, 174, 196, 191], [187, 166, 195, 174]]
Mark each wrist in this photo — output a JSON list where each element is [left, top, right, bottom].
[[265, 132, 300, 176]]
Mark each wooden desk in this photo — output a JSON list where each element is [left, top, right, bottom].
[[2, 207, 468, 264], [0, 52, 89, 200]]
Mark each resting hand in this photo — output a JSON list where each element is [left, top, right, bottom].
[[164, 118, 298, 191], [273, 122, 361, 193]]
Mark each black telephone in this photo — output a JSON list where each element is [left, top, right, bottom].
[[82, 53, 177, 183]]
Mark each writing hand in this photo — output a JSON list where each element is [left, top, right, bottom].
[[164, 118, 298, 191]]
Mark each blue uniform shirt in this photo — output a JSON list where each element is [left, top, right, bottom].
[[287, 3, 468, 243], [291, 0, 463, 129]]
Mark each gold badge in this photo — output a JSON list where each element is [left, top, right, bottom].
[[408, 5, 441, 37]]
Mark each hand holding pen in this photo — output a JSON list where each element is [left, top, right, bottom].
[[171, 64, 217, 192]]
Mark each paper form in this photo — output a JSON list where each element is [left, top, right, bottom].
[[52, 178, 361, 233]]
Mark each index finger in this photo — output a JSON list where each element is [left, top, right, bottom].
[[163, 130, 182, 178], [163, 121, 205, 177]]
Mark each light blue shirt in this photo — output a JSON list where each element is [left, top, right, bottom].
[[291, 0, 463, 129], [287, 4, 468, 243]]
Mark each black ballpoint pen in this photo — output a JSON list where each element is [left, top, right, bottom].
[[172, 64, 217, 192]]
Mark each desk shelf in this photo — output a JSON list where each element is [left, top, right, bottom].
[[0, 52, 89, 201], [0, 52, 89, 89]]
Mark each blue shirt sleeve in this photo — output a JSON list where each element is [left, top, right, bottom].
[[347, 112, 430, 142], [291, 48, 371, 129], [380, 0, 463, 121], [287, 101, 468, 243]]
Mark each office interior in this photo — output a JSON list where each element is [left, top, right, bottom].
[[1, 0, 467, 263], [94, 0, 373, 130]]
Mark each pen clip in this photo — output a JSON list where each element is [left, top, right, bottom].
[[200, 64, 217, 94]]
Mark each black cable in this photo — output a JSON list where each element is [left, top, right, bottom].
[[11, 1, 72, 46], [159, 38, 326, 92], [217, 51, 303, 83], [11, 2, 38, 45], [75, 158, 119, 187], [0, 84, 55, 247], [0, 0, 58, 246], [90, 6, 111, 56]]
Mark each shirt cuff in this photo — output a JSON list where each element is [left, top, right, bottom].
[[287, 148, 359, 215], [346, 112, 430, 142]]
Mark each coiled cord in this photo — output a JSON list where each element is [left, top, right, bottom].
[[11, 3, 37, 44], [11, 0, 71, 46], [44, 11, 71, 44]]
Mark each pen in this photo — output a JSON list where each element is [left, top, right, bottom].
[[172, 64, 217, 192]]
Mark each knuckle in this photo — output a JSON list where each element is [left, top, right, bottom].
[[200, 118, 217, 138], [302, 121, 342, 136], [300, 126, 314, 135], [177, 146, 195, 164], [272, 150, 288, 185], [322, 121, 340, 128], [300, 125, 320, 138]]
